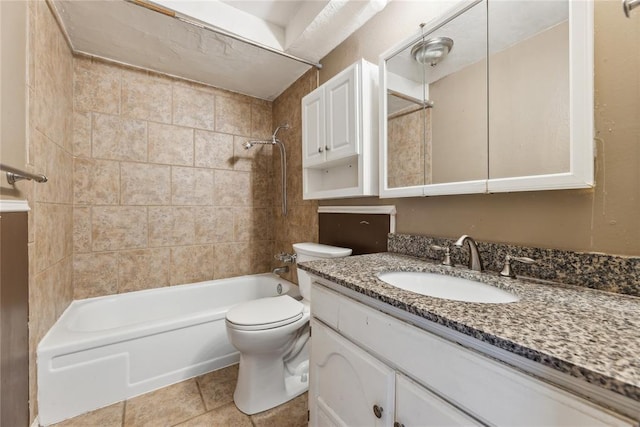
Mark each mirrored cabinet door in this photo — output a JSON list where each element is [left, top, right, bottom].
[[381, 0, 488, 197], [487, 0, 594, 192], [379, 0, 593, 198]]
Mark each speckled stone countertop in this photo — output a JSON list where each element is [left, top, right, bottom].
[[298, 252, 640, 403]]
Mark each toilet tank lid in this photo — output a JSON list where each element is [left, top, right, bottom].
[[293, 243, 352, 258]]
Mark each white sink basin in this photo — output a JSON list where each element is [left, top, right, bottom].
[[377, 271, 519, 304]]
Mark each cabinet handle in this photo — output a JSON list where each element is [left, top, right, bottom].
[[373, 404, 383, 419], [318, 147, 324, 153], [394, 423, 405, 427], [325, 145, 330, 151]]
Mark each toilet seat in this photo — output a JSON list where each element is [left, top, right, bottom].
[[226, 295, 304, 331]]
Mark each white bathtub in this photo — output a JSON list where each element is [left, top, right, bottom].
[[37, 273, 298, 426]]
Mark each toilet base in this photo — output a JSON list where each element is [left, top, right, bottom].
[[233, 355, 309, 415]]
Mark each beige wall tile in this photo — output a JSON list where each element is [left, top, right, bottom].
[[92, 206, 147, 251], [148, 206, 195, 247], [34, 203, 73, 274], [72, 111, 92, 158], [234, 208, 273, 242], [148, 122, 194, 166], [213, 242, 251, 279], [170, 245, 214, 285], [92, 113, 147, 162], [33, 0, 72, 150], [171, 166, 214, 206], [194, 130, 234, 170], [173, 85, 214, 130], [252, 171, 274, 208], [118, 248, 170, 293], [73, 207, 91, 253], [120, 162, 171, 205], [121, 69, 172, 123], [74, 57, 120, 114], [215, 96, 251, 136], [73, 252, 118, 299], [214, 170, 251, 206], [74, 157, 120, 205], [233, 136, 272, 172], [52, 402, 124, 427], [33, 131, 73, 204], [252, 103, 273, 139], [194, 207, 234, 244]]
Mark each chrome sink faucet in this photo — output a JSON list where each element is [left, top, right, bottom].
[[454, 235, 484, 272]]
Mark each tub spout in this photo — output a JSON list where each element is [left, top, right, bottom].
[[272, 266, 289, 275]]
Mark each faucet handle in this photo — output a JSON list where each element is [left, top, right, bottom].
[[430, 245, 452, 267], [500, 254, 536, 278]]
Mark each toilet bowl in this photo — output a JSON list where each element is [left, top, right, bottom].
[[225, 242, 352, 415]]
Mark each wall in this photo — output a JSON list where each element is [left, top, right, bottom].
[[25, 0, 75, 422], [71, 57, 275, 298], [318, 1, 640, 257], [0, 0, 27, 195], [271, 70, 319, 283]]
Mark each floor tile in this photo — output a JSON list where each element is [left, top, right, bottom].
[[173, 403, 252, 427], [123, 380, 205, 427], [51, 402, 124, 427], [196, 364, 238, 411], [250, 393, 308, 427]]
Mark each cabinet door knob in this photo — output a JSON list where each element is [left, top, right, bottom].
[[373, 404, 383, 419], [394, 422, 405, 427], [318, 147, 324, 153], [325, 145, 330, 151]]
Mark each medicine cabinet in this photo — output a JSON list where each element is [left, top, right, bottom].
[[302, 59, 379, 200], [379, 0, 594, 198]]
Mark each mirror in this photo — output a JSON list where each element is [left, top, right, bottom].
[[380, 0, 593, 197]]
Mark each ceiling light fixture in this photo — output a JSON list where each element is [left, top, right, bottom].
[[411, 37, 454, 66]]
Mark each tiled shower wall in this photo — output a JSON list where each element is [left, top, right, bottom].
[[26, 0, 75, 422], [71, 58, 276, 298], [271, 70, 319, 283]]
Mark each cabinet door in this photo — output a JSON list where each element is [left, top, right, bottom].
[[395, 374, 480, 427], [325, 64, 358, 162], [310, 319, 394, 427], [302, 88, 325, 167]]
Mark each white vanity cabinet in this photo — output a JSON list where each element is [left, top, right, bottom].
[[309, 281, 638, 427], [302, 59, 378, 199], [310, 319, 395, 427]]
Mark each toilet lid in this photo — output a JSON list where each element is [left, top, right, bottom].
[[226, 295, 304, 331]]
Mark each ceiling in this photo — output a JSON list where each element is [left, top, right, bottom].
[[52, 0, 389, 100]]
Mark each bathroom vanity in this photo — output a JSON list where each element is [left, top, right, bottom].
[[300, 253, 640, 426]]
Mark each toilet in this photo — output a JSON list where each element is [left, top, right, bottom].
[[225, 242, 352, 415]]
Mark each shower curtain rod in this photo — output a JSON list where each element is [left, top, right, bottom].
[[128, 0, 323, 70]]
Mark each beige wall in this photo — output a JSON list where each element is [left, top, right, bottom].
[[0, 0, 28, 200], [271, 70, 319, 284], [319, 1, 640, 257], [71, 57, 275, 299], [25, 0, 75, 422]]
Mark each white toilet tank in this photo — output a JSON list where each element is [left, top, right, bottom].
[[292, 243, 352, 301]]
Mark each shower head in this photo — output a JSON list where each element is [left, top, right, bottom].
[[242, 141, 253, 150]]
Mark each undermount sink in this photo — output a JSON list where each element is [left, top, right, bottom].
[[377, 271, 519, 304]]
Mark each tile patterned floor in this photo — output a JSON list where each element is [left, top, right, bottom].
[[50, 364, 308, 427]]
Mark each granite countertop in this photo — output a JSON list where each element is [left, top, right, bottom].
[[298, 252, 640, 403]]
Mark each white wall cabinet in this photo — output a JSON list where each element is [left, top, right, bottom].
[[302, 59, 378, 199], [310, 281, 637, 427]]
